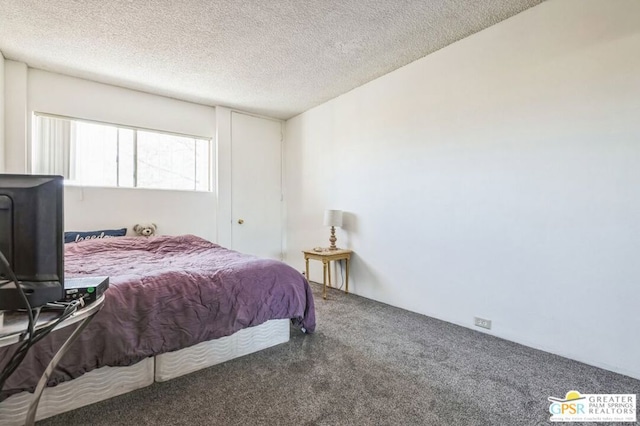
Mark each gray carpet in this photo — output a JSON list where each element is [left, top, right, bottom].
[[40, 283, 639, 425]]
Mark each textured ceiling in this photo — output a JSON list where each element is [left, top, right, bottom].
[[0, 0, 544, 119]]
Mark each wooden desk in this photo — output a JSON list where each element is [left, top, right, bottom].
[[302, 248, 352, 300]]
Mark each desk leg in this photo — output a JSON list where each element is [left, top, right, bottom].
[[25, 310, 101, 426], [322, 260, 328, 300], [327, 261, 332, 288], [345, 258, 350, 294], [305, 257, 309, 282]]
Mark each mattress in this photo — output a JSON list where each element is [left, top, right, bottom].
[[0, 235, 315, 399]]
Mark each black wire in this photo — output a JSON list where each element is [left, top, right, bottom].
[[0, 250, 35, 390], [0, 301, 80, 390], [0, 250, 34, 339], [0, 251, 79, 391]]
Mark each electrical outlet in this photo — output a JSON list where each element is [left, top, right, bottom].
[[474, 317, 492, 330]]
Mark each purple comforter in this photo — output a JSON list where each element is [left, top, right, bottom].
[[0, 235, 315, 399]]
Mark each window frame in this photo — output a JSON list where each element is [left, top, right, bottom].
[[31, 112, 214, 192]]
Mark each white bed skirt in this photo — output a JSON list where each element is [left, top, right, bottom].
[[0, 357, 154, 426], [155, 318, 290, 381], [0, 319, 290, 425]]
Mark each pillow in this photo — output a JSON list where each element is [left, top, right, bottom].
[[64, 228, 127, 244]]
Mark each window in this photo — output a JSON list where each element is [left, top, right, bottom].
[[32, 115, 212, 191]]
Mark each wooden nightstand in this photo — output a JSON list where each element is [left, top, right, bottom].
[[302, 248, 352, 300]]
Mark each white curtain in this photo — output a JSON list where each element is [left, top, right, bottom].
[[32, 116, 76, 178]]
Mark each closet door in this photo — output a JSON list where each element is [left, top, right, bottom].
[[230, 112, 282, 259]]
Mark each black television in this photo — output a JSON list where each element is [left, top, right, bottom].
[[0, 174, 64, 310]]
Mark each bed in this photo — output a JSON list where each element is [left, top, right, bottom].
[[0, 235, 315, 424]]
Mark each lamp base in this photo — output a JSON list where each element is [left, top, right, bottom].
[[329, 226, 338, 250]]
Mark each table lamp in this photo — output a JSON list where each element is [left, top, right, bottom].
[[324, 209, 343, 250]]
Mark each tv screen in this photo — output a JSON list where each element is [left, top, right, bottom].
[[0, 174, 64, 310]]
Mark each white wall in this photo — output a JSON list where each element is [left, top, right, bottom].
[[4, 61, 27, 173], [215, 106, 233, 248], [3, 67, 218, 240], [27, 69, 215, 143], [64, 186, 216, 239], [284, 0, 640, 380]]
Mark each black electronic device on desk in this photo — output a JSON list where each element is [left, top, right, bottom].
[[62, 276, 109, 304]]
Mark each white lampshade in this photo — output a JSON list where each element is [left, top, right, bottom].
[[323, 209, 343, 227]]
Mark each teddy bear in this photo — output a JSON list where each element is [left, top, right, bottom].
[[133, 223, 158, 237]]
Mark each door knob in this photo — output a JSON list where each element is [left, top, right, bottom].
[[238, 219, 244, 224]]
